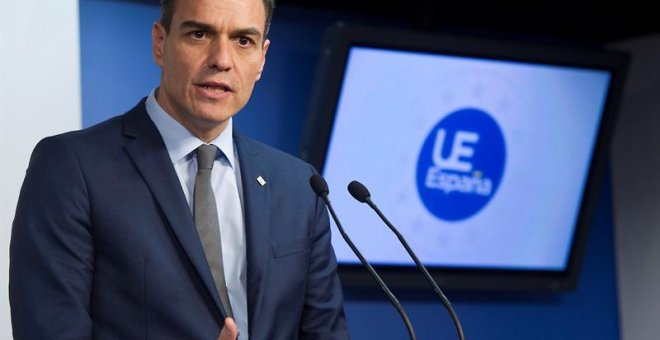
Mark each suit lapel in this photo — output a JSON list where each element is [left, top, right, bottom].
[[234, 132, 271, 333], [120, 102, 225, 321]]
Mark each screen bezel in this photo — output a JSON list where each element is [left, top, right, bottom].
[[300, 23, 628, 292]]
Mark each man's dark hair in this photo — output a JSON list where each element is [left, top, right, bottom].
[[159, 0, 275, 37]]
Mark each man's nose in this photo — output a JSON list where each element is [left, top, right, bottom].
[[207, 38, 232, 71]]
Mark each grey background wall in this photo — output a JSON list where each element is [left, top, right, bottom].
[[1, 1, 82, 337], [611, 35, 660, 340]]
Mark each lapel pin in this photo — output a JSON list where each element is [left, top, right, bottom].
[[256, 176, 267, 186]]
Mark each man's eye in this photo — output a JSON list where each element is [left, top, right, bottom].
[[237, 36, 252, 46], [190, 31, 206, 40]]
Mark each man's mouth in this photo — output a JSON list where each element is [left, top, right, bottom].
[[196, 82, 232, 93]]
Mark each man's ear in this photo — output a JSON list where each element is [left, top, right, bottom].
[[152, 22, 166, 67], [256, 39, 270, 81]]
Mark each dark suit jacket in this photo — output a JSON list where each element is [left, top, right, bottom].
[[9, 100, 348, 339]]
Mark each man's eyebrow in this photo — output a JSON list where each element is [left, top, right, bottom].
[[179, 21, 263, 40], [233, 27, 263, 39], [180, 20, 214, 31]]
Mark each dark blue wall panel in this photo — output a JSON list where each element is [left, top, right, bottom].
[[80, 1, 621, 338]]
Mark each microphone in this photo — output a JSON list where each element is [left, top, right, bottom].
[[309, 175, 416, 340], [348, 180, 465, 340]]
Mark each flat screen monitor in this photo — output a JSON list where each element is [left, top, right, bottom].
[[300, 24, 628, 291]]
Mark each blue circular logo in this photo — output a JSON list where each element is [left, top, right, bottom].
[[416, 108, 506, 221]]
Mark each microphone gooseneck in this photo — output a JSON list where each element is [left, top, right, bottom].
[[347, 180, 465, 340], [309, 175, 417, 340]]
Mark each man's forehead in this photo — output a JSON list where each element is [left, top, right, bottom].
[[171, 0, 267, 24]]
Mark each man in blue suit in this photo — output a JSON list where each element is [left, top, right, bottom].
[[9, 0, 348, 338]]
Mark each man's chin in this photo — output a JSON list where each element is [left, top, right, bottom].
[[192, 115, 233, 136]]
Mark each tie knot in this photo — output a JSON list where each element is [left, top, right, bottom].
[[196, 144, 218, 170]]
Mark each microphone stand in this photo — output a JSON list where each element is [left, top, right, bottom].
[[310, 175, 416, 340], [348, 180, 465, 340]]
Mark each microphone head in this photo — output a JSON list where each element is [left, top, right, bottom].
[[348, 180, 371, 203], [310, 174, 329, 197]]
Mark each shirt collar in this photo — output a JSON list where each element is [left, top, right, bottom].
[[145, 88, 236, 168]]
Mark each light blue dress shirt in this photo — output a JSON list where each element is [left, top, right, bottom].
[[146, 89, 249, 339]]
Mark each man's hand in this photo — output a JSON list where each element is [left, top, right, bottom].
[[217, 318, 238, 340]]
